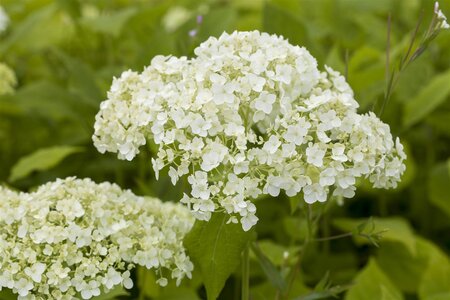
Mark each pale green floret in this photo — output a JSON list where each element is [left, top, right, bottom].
[[93, 31, 407, 232], [0, 177, 194, 299]]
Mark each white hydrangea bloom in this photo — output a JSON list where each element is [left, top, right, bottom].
[[0, 177, 194, 299], [93, 31, 407, 231], [0, 6, 8, 33]]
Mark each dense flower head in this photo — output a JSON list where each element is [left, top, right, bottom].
[[93, 31, 407, 231], [0, 63, 16, 95], [0, 177, 194, 299]]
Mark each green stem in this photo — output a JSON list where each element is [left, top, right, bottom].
[[242, 243, 250, 300]]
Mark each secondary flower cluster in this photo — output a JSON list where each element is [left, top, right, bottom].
[[0, 177, 194, 299], [93, 31, 406, 231], [0, 63, 16, 95]]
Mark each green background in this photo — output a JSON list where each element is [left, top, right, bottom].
[[1, 0, 450, 299]]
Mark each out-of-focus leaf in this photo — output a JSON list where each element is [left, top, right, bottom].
[[418, 238, 450, 300], [256, 240, 299, 266], [428, 159, 450, 217], [333, 217, 416, 254], [184, 213, 254, 300], [403, 69, 450, 128], [9, 81, 94, 122], [198, 7, 237, 39], [82, 7, 138, 37], [425, 110, 450, 137], [345, 258, 403, 300], [296, 284, 351, 300], [0, 4, 75, 54], [251, 242, 288, 293], [376, 237, 439, 293], [51, 50, 103, 105], [9, 146, 83, 182], [263, 1, 309, 48]]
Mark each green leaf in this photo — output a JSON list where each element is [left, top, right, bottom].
[[428, 159, 450, 217], [376, 237, 438, 293], [51, 50, 103, 105], [0, 289, 17, 300], [251, 242, 288, 293], [333, 217, 416, 254], [418, 238, 450, 300], [184, 213, 254, 300], [91, 286, 128, 299], [82, 7, 138, 37], [345, 258, 403, 300], [9, 146, 83, 182], [263, 1, 309, 47], [403, 69, 450, 128]]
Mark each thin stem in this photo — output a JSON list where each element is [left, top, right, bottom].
[[241, 243, 250, 300], [313, 232, 353, 242], [385, 13, 391, 86], [344, 49, 349, 80], [284, 205, 314, 299]]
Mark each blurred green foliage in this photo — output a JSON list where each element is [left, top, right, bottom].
[[1, 0, 450, 299]]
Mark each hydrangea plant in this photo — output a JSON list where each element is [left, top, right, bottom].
[[93, 31, 406, 231], [0, 177, 194, 299]]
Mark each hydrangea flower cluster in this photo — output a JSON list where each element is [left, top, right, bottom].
[[93, 31, 406, 231], [0, 177, 194, 299], [0, 62, 16, 95]]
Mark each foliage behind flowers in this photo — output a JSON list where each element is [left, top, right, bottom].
[[1, 0, 450, 299], [0, 177, 194, 299], [93, 31, 406, 231]]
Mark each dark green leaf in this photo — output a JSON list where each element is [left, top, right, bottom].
[[184, 213, 254, 300], [428, 160, 450, 217]]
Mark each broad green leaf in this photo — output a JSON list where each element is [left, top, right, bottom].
[[82, 7, 138, 37], [345, 258, 403, 300], [156, 287, 200, 300], [91, 286, 128, 299], [251, 242, 288, 293], [0, 289, 16, 300], [376, 238, 437, 293], [428, 160, 450, 217], [418, 238, 450, 300], [9, 146, 83, 182], [184, 213, 254, 300], [332, 217, 416, 254], [403, 69, 450, 128]]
